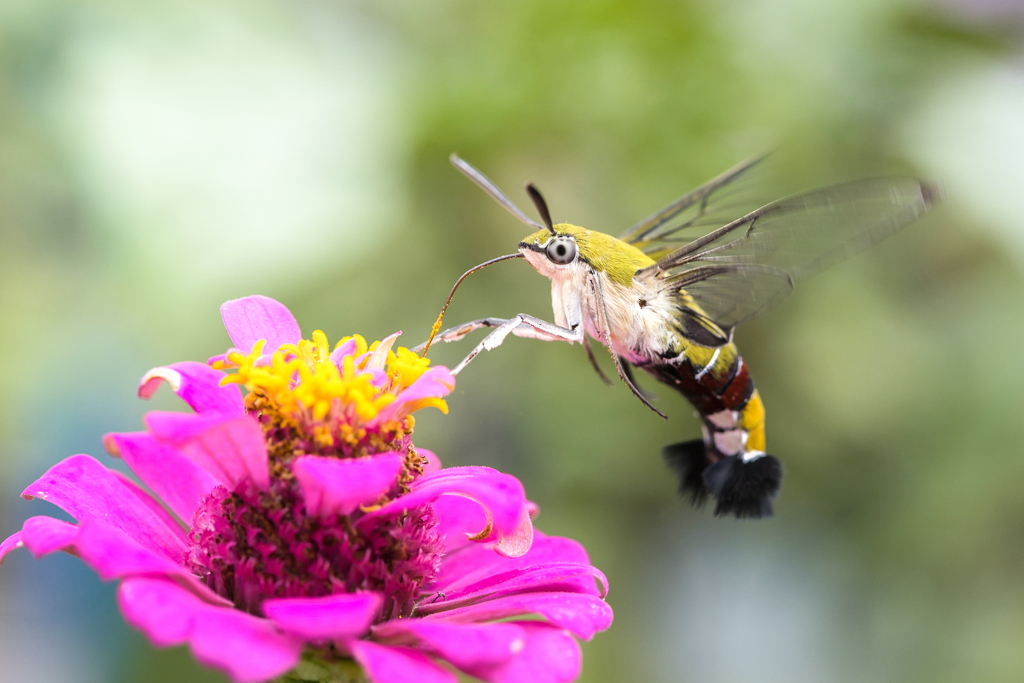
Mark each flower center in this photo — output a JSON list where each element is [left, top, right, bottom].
[[191, 332, 451, 620], [217, 331, 444, 464], [189, 477, 444, 619]]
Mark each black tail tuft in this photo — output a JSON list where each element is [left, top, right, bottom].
[[702, 454, 783, 519], [662, 440, 711, 507]]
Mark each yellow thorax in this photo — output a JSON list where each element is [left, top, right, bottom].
[[521, 224, 656, 287]]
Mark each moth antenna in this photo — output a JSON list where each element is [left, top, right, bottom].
[[450, 155, 545, 230], [420, 253, 524, 357], [526, 183, 555, 235]]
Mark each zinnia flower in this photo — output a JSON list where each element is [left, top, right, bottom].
[[0, 295, 612, 683]]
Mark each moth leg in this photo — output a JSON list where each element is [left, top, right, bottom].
[[410, 318, 511, 353], [451, 313, 583, 375], [588, 271, 667, 418], [584, 337, 614, 387], [620, 358, 654, 400]]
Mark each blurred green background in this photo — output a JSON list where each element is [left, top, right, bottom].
[[2, 0, 1023, 681]]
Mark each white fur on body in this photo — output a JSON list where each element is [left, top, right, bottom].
[[521, 248, 678, 364]]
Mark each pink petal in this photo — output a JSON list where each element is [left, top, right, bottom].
[[367, 367, 390, 388], [111, 470, 189, 543], [190, 611, 302, 682], [360, 467, 533, 558], [419, 563, 609, 613], [372, 620, 525, 673], [293, 453, 404, 518], [19, 516, 227, 604], [350, 641, 457, 683], [206, 351, 232, 367], [0, 531, 24, 564], [145, 412, 269, 490], [492, 506, 533, 558], [419, 449, 442, 475], [337, 350, 390, 388], [119, 577, 302, 683], [138, 361, 244, 415], [329, 338, 359, 368], [432, 533, 601, 597], [423, 592, 613, 641], [18, 517, 77, 556], [119, 577, 196, 646], [220, 295, 302, 354], [263, 591, 382, 642], [72, 519, 185, 582], [433, 494, 489, 554], [477, 622, 581, 683], [369, 366, 455, 426], [105, 431, 218, 524], [21, 454, 187, 561]]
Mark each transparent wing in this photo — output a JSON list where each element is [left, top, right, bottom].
[[669, 264, 794, 332], [645, 178, 938, 332], [619, 154, 770, 259], [654, 178, 937, 277]]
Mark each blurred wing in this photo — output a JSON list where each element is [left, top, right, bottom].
[[619, 154, 770, 259], [669, 264, 794, 332], [645, 178, 937, 331], [653, 178, 936, 276]]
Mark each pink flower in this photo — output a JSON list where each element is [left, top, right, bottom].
[[0, 296, 611, 683]]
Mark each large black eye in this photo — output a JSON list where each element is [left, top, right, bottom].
[[545, 237, 577, 265]]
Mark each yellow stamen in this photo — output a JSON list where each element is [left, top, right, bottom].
[[218, 331, 443, 427]]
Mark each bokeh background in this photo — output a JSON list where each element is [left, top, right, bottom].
[[1, 0, 1023, 681]]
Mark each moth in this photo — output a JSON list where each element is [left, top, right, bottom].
[[417, 155, 937, 518]]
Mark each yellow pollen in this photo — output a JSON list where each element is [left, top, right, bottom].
[[219, 331, 446, 425]]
